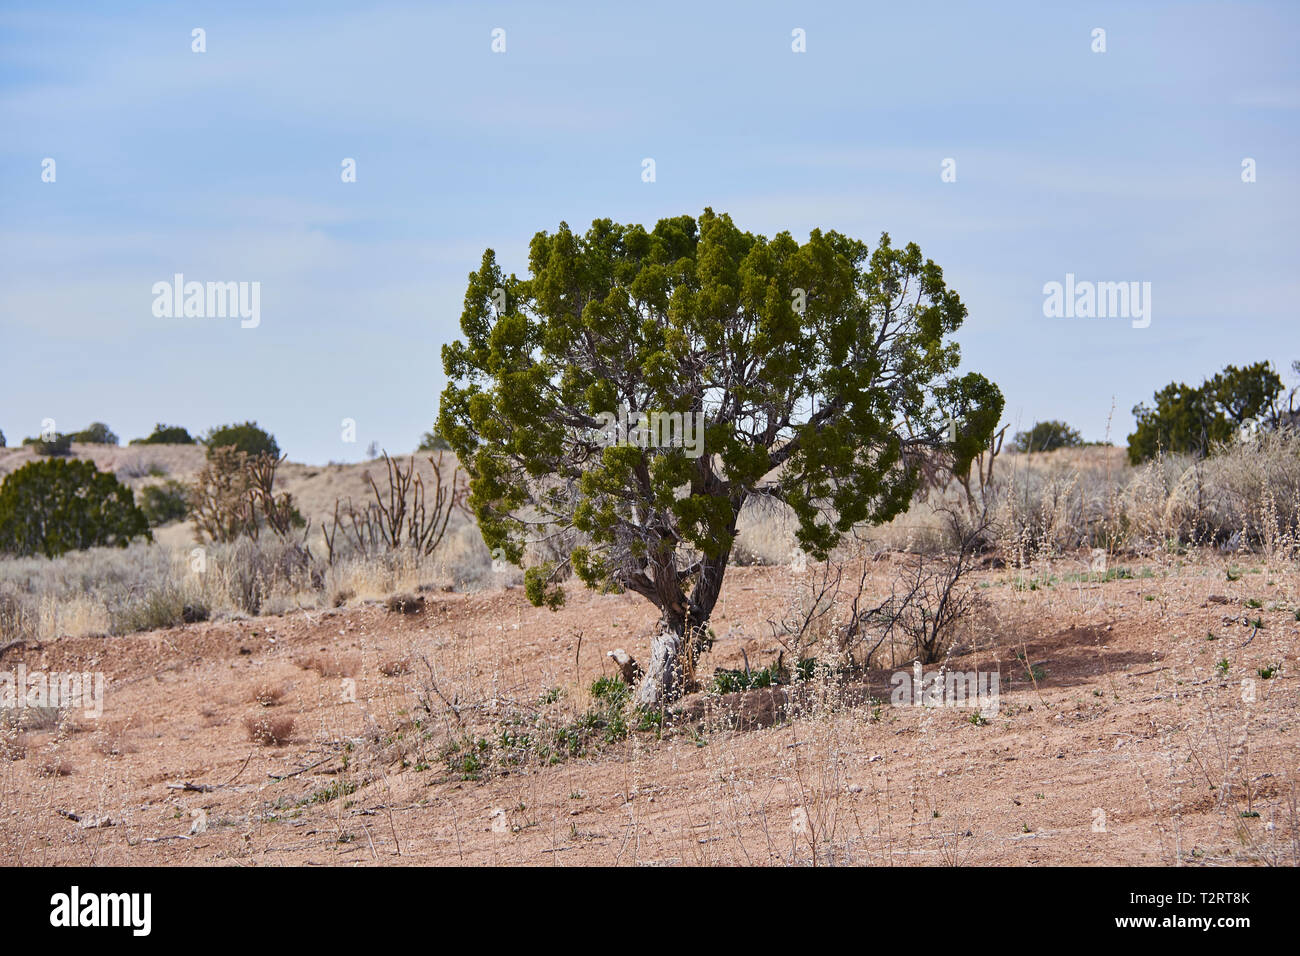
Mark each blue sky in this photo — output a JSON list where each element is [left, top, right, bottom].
[[2, 0, 1297, 463]]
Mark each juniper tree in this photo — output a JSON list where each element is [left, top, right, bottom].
[[1128, 361, 1286, 463], [0, 459, 151, 557], [439, 210, 1003, 707]]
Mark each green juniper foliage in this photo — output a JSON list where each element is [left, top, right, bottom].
[[1011, 420, 1084, 453], [132, 423, 195, 445], [1127, 361, 1286, 464], [138, 479, 192, 526], [418, 423, 451, 451], [0, 458, 152, 557], [202, 421, 280, 459], [71, 422, 119, 445], [440, 210, 1003, 705], [22, 432, 74, 456]]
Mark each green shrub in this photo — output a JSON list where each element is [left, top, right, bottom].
[[138, 480, 191, 526], [0, 459, 151, 557], [1010, 420, 1084, 453], [711, 657, 815, 693], [23, 433, 73, 457], [71, 422, 119, 445], [131, 424, 195, 445], [202, 421, 279, 458]]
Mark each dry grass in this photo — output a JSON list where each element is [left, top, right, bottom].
[[0, 729, 26, 761], [92, 726, 139, 757], [251, 682, 286, 707], [243, 713, 295, 746]]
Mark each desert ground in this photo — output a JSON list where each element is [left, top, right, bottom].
[[2, 548, 1297, 866]]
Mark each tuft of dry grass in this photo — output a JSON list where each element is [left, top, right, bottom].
[[243, 713, 295, 746], [250, 682, 286, 707]]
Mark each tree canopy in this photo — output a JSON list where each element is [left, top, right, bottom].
[[1010, 420, 1084, 454], [202, 421, 280, 459], [1128, 361, 1286, 463], [132, 423, 196, 445], [71, 422, 119, 445]]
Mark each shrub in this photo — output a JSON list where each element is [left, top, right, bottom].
[[71, 422, 119, 445], [110, 583, 208, 634], [131, 424, 195, 445], [191, 448, 303, 543], [244, 713, 295, 745], [0, 459, 151, 558], [985, 425, 1300, 557], [251, 683, 286, 706], [202, 421, 279, 458], [320, 452, 467, 564], [1010, 420, 1084, 453], [138, 480, 191, 526], [221, 536, 316, 615], [23, 433, 73, 457]]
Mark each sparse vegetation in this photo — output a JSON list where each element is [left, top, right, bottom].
[[109, 582, 208, 634]]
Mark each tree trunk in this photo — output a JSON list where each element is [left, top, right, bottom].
[[634, 620, 687, 710], [632, 551, 732, 710]]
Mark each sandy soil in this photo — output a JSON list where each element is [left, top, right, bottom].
[[2, 558, 1297, 866]]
